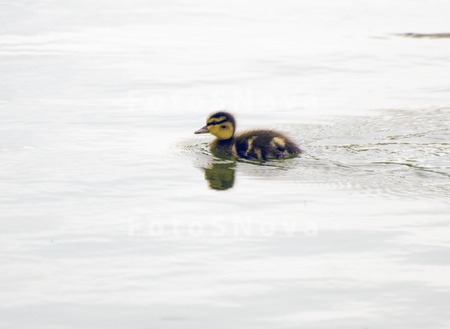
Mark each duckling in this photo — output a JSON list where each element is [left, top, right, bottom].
[[194, 111, 301, 161]]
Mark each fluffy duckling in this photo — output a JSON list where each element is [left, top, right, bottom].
[[195, 111, 301, 161]]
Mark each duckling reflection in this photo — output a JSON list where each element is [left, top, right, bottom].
[[203, 161, 236, 190]]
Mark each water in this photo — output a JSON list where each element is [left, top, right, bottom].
[[1, 0, 450, 328]]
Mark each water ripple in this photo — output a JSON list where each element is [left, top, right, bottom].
[[181, 109, 450, 199]]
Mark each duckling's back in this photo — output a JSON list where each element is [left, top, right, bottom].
[[235, 130, 301, 161]]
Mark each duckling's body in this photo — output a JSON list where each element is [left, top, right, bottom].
[[195, 112, 301, 161]]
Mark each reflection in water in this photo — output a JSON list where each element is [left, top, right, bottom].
[[203, 161, 236, 190], [197, 156, 296, 191]]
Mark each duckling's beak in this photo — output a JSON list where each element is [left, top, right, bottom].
[[194, 125, 209, 134]]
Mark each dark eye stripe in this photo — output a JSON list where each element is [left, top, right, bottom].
[[207, 119, 228, 126]]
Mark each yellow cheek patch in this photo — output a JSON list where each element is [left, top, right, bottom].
[[208, 121, 233, 140]]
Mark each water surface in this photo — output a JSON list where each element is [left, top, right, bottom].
[[1, 0, 450, 328]]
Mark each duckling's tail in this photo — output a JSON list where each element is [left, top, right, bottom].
[[286, 141, 302, 156], [273, 136, 301, 158]]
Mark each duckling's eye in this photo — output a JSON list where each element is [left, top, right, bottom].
[[221, 125, 226, 128]]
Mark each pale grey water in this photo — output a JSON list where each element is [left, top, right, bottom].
[[1, 0, 450, 328]]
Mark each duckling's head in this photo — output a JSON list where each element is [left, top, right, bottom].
[[195, 111, 236, 140]]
